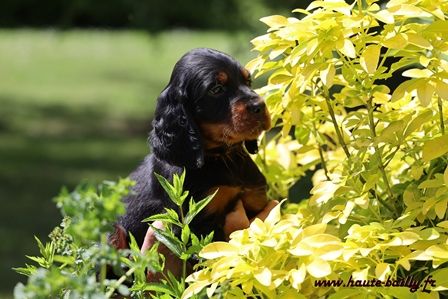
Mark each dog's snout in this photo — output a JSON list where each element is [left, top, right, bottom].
[[247, 101, 265, 114]]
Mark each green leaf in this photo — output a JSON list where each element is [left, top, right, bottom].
[[184, 190, 217, 225], [143, 213, 179, 226], [152, 227, 183, 258], [422, 134, 448, 162], [154, 173, 178, 205], [181, 225, 190, 244]]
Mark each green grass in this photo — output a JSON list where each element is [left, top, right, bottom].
[[0, 29, 253, 294]]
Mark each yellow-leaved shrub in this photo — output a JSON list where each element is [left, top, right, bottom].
[[184, 0, 448, 297]]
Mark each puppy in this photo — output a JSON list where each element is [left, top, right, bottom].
[[117, 48, 271, 246]]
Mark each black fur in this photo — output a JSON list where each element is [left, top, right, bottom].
[[118, 48, 269, 245]]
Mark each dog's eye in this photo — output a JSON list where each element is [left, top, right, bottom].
[[246, 79, 252, 87], [209, 84, 225, 95]]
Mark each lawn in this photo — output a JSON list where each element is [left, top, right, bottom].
[[0, 29, 253, 295]]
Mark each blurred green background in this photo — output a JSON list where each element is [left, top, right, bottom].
[[0, 0, 311, 297]]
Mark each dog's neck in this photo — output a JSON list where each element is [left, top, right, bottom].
[[204, 143, 244, 157]]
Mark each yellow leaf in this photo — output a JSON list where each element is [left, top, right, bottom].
[[302, 223, 327, 236], [316, 244, 344, 260], [206, 283, 218, 298], [339, 200, 355, 224], [435, 199, 447, 219], [383, 33, 407, 49], [404, 109, 433, 138], [419, 228, 440, 240], [402, 68, 433, 78], [375, 263, 391, 280], [426, 245, 448, 259], [306, 38, 319, 55], [340, 39, 356, 58], [416, 80, 435, 106], [241, 280, 253, 294], [307, 0, 352, 15], [352, 267, 369, 281], [301, 234, 341, 247], [426, 20, 448, 34], [250, 218, 267, 235], [288, 244, 313, 257], [269, 45, 290, 60], [430, 268, 448, 290], [422, 134, 448, 162], [373, 91, 391, 104], [246, 57, 265, 73], [435, 79, 448, 100], [269, 69, 293, 85], [360, 45, 381, 74], [391, 79, 415, 102], [406, 33, 432, 49], [290, 264, 306, 289], [437, 220, 448, 229], [181, 281, 210, 299], [310, 181, 339, 205], [395, 231, 421, 245], [292, 8, 311, 15], [260, 15, 289, 28], [254, 267, 272, 286], [306, 258, 331, 278], [419, 55, 432, 67], [320, 63, 336, 87], [388, 4, 431, 18], [264, 199, 285, 227], [444, 165, 448, 185], [372, 10, 394, 24], [397, 257, 411, 271], [200, 242, 239, 259]]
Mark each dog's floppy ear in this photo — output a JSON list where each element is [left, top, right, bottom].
[[244, 139, 259, 154], [150, 86, 204, 168]]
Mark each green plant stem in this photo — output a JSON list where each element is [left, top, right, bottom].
[[105, 267, 136, 298], [318, 143, 331, 180], [438, 97, 445, 135], [100, 234, 107, 288], [325, 92, 395, 215], [366, 100, 395, 203], [324, 94, 351, 159], [357, 0, 364, 16], [312, 102, 330, 180]]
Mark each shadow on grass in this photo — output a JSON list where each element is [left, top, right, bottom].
[[0, 96, 153, 293]]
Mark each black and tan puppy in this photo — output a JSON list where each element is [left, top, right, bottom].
[[115, 48, 272, 247]]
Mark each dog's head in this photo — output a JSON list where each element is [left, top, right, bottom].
[[150, 48, 271, 168]]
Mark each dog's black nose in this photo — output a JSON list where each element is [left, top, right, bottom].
[[247, 101, 265, 114]]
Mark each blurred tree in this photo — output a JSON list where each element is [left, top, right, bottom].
[[0, 0, 313, 31]]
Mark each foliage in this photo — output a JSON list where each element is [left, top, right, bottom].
[[14, 171, 214, 299], [184, 0, 448, 297]]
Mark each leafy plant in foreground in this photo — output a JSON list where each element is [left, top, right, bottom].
[[185, 0, 448, 298], [14, 171, 214, 299]]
